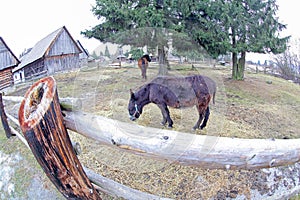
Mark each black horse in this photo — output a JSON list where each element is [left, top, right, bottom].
[[138, 54, 151, 79], [128, 75, 216, 130]]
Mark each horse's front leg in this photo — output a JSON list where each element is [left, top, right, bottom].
[[200, 106, 210, 129], [157, 103, 173, 128]]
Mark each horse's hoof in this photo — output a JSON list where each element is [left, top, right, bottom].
[[160, 122, 166, 126], [192, 126, 198, 130]]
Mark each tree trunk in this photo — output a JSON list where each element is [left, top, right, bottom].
[[238, 51, 246, 79], [232, 51, 246, 80], [18, 77, 101, 200], [232, 52, 238, 79], [158, 47, 168, 75], [231, 27, 245, 80]]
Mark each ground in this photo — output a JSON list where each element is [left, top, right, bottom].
[[1, 62, 300, 199]]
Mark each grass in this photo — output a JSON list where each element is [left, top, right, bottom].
[[0, 118, 64, 199], [1, 62, 300, 199]]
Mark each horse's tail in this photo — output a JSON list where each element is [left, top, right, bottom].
[[212, 90, 216, 104]]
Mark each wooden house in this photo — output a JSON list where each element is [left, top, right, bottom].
[[0, 37, 20, 90], [13, 26, 82, 83], [77, 40, 89, 67]]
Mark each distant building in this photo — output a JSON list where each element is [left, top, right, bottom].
[[0, 37, 20, 90], [13, 26, 82, 83], [77, 40, 89, 67]]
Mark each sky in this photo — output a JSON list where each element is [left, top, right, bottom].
[[0, 0, 100, 57], [0, 0, 299, 59]]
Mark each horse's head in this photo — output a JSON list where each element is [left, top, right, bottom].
[[128, 89, 142, 121], [143, 54, 151, 62]]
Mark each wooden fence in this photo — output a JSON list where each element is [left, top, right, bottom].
[[1, 76, 300, 199]]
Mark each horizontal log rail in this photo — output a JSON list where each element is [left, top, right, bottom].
[[3, 94, 300, 170], [64, 110, 300, 170], [2, 76, 300, 199]]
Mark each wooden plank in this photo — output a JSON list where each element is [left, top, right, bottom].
[[64, 111, 300, 170], [9, 125, 30, 149], [0, 93, 14, 138], [18, 76, 101, 200], [3, 95, 82, 111], [84, 167, 172, 200]]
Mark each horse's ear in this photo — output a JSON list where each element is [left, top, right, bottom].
[[130, 89, 135, 99]]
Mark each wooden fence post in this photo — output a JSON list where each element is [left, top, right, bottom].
[[0, 93, 14, 138], [18, 76, 101, 200]]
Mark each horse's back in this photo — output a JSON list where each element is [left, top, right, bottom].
[[150, 75, 212, 107]]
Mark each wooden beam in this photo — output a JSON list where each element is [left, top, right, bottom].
[[0, 93, 14, 138], [9, 125, 30, 149], [84, 167, 172, 200], [3, 95, 82, 111], [18, 76, 101, 200], [64, 111, 300, 170]]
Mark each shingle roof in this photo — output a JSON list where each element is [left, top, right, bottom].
[[0, 37, 20, 70]]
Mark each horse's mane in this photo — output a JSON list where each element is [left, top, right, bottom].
[[142, 54, 151, 62]]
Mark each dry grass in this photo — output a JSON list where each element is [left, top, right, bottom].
[[7, 63, 300, 199]]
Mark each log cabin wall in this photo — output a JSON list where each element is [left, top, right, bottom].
[[23, 59, 47, 80], [0, 37, 20, 90], [45, 54, 80, 74], [77, 40, 89, 67], [47, 28, 81, 56], [0, 67, 13, 89]]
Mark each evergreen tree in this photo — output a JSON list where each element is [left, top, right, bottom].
[[82, 0, 289, 79], [82, 0, 202, 74], [189, 0, 289, 80]]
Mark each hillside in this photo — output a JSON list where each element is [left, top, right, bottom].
[[1, 63, 300, 199]]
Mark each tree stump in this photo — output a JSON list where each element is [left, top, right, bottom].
[[18, 76, 101, 200]]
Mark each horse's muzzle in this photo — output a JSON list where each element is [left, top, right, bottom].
[[129, 115, 136, 121]]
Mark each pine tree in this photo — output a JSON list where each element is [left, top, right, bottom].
[[82, 0, 289, 79]]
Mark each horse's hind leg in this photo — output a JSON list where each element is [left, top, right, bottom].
[[200, 106, 210, 129], [142, 65, 147, 79], [193, 113, 204, 130], [193, 105, 205, 130]]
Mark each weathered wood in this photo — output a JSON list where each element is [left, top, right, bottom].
[[2, 95, 24, 102], [0, 93, 14, 138], [3, 95, 82, 111], [9, 125, 30, 149], [18, 76, 101, 200], [59, 97, 82, 111], [6, 113, 19, 126], [64, 111, 300, 170], [4, 118, 174, 200], [83, 167, 172, 200]]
